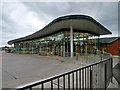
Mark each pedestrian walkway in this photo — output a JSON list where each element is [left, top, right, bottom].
[[2, 52, 82, 88], [2, 52, 118, 89]]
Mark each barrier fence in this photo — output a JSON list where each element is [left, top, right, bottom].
[[16, 57, 113, 90]]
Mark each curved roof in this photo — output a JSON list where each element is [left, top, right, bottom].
[[8, 15, 112, 45]]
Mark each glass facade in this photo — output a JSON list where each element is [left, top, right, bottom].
[[14, 31, 99, 56]]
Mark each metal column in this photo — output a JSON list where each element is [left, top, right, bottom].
[[98, 36, 100, 50], [70, 26, 73, 58]]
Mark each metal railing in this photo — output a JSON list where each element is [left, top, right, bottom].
[[16, 57, 113, 90]]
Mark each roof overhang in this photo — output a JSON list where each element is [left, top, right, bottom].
[[8, 15, 112, 45]]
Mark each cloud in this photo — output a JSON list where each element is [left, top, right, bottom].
[[22, 2, 119, 38], [1, 2, 118, 46], [2, 2, 46, 45]]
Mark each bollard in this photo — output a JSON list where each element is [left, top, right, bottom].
[[76, 53, 78, 61]]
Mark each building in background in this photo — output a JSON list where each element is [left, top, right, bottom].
[[8, 15, 112, 57], [100, 37, 120, 56]]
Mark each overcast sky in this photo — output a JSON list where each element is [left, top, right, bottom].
[[1, 2, 118, 46]]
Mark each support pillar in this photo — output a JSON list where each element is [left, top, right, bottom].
[[98, 36, 100, 50], [86, 36, 88, 55], [63, 33, 65, 57], [32, 42, 33, 54], [70, 26, 73, 58]]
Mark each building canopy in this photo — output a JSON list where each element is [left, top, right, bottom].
[[8, 15, 112, 45]]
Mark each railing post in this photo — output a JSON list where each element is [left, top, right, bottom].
[[63, 75, 65, 90], [85, 68, 86, 89], [76, 71, 78, 90], [58, 77, 60, 90], [79, 70, 81, 89], [111, 58, 113, 83], [82, 69, 84, 89], [41, 83, 44, 90], [90, 67, 92, 90], [51, 80, 53, 90], [68, 74, 70, 89], [72, 72, 74, 90], [30, 87, 32, 90], [104, 63, 107, 89]]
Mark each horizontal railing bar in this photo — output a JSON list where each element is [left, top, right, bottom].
[[16, 57, 112, 90]]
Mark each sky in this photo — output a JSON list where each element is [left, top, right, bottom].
[[1, 2, 118, 46]]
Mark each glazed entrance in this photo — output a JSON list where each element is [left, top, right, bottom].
[[14, 31, 99, 56]]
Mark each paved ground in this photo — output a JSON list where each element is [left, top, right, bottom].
[[2, 52, 83, 88], [2, 51, 119, 89]]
